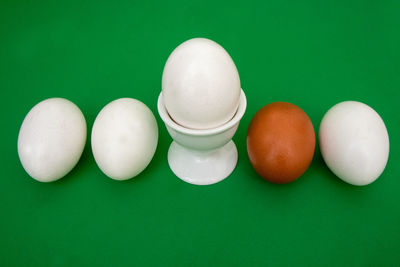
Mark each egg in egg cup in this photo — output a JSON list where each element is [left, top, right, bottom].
[[158, 89, 246, 185]]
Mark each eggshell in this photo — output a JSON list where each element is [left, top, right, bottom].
[[247, 102, 315, 184], [18, 98, 87, 182], [162, 38, 241, 130], [91, 98, 158, 180], [319, 101, 389, 186]]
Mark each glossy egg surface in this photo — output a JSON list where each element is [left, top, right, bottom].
[[247, 102, 315, 184], [18, 98, 87, 182], [91, 98, 158, 180], [162, 38, 241, 130], [319, 101, 389, 186]]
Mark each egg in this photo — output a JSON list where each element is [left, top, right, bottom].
[[247, 102, 315, 184], [319, 101, 389, 186], [162, 38, 241, 130], [18, 98, 87, 182], [91, 98, 158, 180]]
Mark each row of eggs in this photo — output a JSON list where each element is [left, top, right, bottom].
[[17, 38, 390, 186], [18, 98, 158, 182], [247, 101, 389, 185]]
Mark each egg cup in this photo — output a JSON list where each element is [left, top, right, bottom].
[[158, 89, 247, 185]]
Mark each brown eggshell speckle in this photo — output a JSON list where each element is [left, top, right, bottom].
[[247, 102, 315, 184]]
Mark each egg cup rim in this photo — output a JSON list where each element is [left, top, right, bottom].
[[157, 89, 246, 136]]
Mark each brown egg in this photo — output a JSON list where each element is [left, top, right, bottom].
[[247, 102, 315, 184]]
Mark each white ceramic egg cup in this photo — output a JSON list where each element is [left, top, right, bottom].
[[158, 89, 247, 185]]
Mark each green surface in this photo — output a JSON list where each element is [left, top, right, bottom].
[[1, 0, 399, 266]]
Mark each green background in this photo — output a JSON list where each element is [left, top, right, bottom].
[[1, 0, 399, 266]]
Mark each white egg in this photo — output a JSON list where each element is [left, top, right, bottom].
[[91, 98, 158, 180], [319, 101, 389, 186], [18, 98, 87, 182], [162, 38, 241, 130]]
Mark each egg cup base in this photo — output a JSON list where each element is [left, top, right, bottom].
[[167, 140, 238, 185], [158, 89, 246, 186]]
